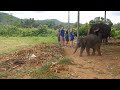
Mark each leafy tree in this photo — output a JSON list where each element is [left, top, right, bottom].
[[89, 17, 113, 27], [32, 25, 49, 36], [112, 23, 120, 30], [72, 23, 89, 36]]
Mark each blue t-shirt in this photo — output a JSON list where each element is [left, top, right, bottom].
[[70, 32, 74, 40], [60, 29, 64, 37], [65, 34, 69, 39]]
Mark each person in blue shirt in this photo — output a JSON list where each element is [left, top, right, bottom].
[[65, 30, 69, 46], [70, 28, 74, 47], [60, 27, 65, 46]]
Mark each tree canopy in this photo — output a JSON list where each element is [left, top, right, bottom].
[[89, 17, 113, 27]]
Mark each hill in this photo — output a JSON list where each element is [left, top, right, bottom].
[[0, 12, 21, 25], [0, 12, 74, 26]]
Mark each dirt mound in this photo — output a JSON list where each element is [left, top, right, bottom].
[[0, 43, 64, 71]]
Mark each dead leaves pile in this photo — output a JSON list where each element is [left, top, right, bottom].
[[0, 43, 64, 71]]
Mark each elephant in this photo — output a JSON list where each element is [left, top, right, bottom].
[[73, 34, 102, 57], [88, 23, 111, 43]]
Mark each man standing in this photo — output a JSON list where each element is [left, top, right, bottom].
[[65, 30, 69, 46], [60, 27, 65, 46], [70, 28, 74, 47]]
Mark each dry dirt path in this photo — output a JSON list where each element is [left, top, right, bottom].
[[63, 44, 120, 79]]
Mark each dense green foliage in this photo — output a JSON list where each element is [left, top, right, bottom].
[[72, 23, 90, 36], [111, 30, 120, 39], [0, 24, 56, 37], [111, 23, 120, 39], [0, 12, 119, 38], [89, 17, 113, 26]]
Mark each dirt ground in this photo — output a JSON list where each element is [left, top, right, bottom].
[[0, 39, 120, 79], [63, 38, 120, 79], [0, 43, 64, 72]]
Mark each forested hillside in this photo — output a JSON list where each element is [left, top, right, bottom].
[[0, 12, 120, 38], [0, 12, 73, 28]]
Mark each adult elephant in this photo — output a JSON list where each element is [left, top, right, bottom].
[[88, 23, 111, 43]]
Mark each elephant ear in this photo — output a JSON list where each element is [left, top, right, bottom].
[[94, 27, 100, 32], [81, 37, 86, 46], [83, 38, 87, 45]]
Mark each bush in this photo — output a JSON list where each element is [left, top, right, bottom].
[[33, 25, 49, 36], [0, 24, 56, 37], [111, 30, 116, 38], [0, 25, 21, 36], [111, 30, 120, 39]]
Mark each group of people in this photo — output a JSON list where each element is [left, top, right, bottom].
[[57, 27, 74, 47]]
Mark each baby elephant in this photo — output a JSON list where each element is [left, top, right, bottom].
[[73, 34, 102, 57]]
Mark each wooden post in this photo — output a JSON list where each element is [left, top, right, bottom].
[[68, 11, 70, 33], [77, 11, 80, 39], [68, 11, 70, 26], [104, 11, 106, 24]]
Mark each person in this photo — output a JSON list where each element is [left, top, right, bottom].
[[60, 27, 65, 46], [65, 30, 69, 46], [57, 29, 60, 44], [70, 28, 74, 47]]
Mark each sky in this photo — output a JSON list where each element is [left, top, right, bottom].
[[0, 11, 120, 24]]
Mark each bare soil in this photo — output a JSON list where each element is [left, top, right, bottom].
[[63, 38, 120, 79], [0, 39, 120, 79], [0, 43, 64, 72]]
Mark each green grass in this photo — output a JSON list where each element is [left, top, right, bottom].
[[0, 36, 57, 55], [31, 63, 60, 79], [58, 57, 73, 65], [36, 64, 51, 74], [0, 72, 8, 78]]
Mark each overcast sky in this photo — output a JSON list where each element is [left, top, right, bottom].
[[0, 11, 120, 24]]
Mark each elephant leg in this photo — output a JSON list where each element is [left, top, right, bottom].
[[103, 38, 108, 44], [80, 47, 85, 57], [106, 38, 107, 42], [92, 48, 96, 56], [103, 39, 105, 43], [96, 45, 101, 56], [105, 38, 108, 43], [86, 47, 90, 56]]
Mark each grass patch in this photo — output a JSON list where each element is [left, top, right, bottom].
[[45, 74, 60, 79], [0, 36, 57, 55], [33, 72, 60, 79], [0, 72, 8, 78], [37, 64, 51, 73], [58, 57, 73, 65], [31, 63, 61, 79]]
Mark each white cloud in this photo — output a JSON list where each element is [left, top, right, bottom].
[[111, 11, 120, 16]]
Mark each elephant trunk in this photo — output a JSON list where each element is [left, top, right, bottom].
[[73, 46, 78, 54], [73, 43, 80, 54], [73, 37, 81, 54]]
